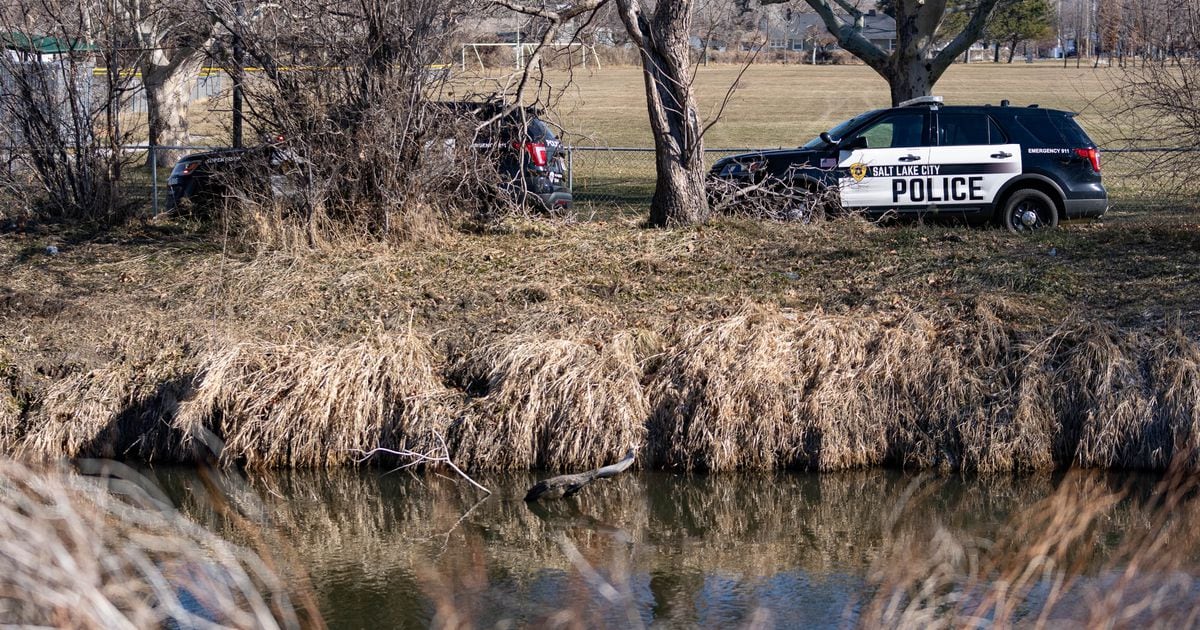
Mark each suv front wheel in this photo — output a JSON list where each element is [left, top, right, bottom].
[[999, 189, 1059, 234]]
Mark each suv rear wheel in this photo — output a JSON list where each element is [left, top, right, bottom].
[[999, 189, 1058, 234]]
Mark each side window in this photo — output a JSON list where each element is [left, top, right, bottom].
[[1051, 114, 1094, 145], [938, 113, 1007, 145], [1014, 111, 1067, 146], [850, 113, 926, 149], [988, 117, 1008, 144]]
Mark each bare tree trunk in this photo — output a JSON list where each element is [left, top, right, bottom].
[[886, 56, 935, 105], [615, 0, 708, 226], [994, 41, 1001, 62], [800, 0, 1001, 106], [1008, 38, 1019, 63], [144, 53, 206, 167]]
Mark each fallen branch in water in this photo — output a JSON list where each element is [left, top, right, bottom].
[[351, 433, 491, 495], [525, 447, 638, 501]]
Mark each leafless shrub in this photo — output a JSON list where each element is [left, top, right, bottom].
[[200, 0, 542, 243], [1101, 0, 1200, 201], [708, 172, 840, 222], [0, 0, 144, 222]]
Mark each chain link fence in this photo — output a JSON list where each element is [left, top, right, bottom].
[[565, 146, 1194, 215], [3, 143, 1188, 217]]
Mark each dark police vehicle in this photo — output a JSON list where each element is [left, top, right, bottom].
[[166, 134, 297, 208], [709, 96, 1107, 233], [167, 102, 572, 211]]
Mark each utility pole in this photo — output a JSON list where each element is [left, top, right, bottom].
[[232, 0, 245, 148]]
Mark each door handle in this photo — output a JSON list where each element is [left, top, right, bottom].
[[990, 151, 1013, 159], [899, 154, 921, 162]]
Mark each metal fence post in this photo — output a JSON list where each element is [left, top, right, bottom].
[[567, 146, 573, 192], [150, 144, 159, 215]]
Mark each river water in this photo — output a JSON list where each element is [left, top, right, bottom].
[[146, 468, 1180, 629]]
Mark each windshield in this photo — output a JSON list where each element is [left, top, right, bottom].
[[527, 118, 558, 142], [801, 111, 881, 149]]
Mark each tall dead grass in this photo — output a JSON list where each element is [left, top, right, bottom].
[[451, 330, 654, 471], [650, 302, 1200, 472], [12, 331, 198, 463], [862, 464, 1200, 628], [0, 460, 318, 628], [7, 303, 1200, 473], [177, 331, 454, 468], [0, 351, 21, 446]]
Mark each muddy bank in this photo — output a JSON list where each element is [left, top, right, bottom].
[[4, 301, 1198, 472], [3, 215, 1199, 471]]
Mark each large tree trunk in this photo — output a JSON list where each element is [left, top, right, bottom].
[[802, 0, 1000, 106], [616, 0, 708, 227], [885, 56, 935, 106], [143, 52, 205, 167]]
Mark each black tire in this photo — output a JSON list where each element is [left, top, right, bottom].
[[998, 189, 1059, 234]]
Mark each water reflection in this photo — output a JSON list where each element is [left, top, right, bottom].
[[145, 468, 1171, 629]]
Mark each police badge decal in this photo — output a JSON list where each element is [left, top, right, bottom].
[[849, 162, 868, 182]]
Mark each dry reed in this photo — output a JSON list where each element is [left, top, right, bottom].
[[861, 464, 1200, 628], [0, 460, 316, 628], [650, 302, 1200, 472], [177, 330, 454, 468], [13, 332, 198, 462], [451, 329, 653, 471], [5, 301, 1200, 473]]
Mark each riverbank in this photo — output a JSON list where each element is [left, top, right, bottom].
[[3, 208, 1199, 471]]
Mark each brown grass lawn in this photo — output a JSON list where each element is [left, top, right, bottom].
[[177, 62, 1123, 149], [452, 62, 1123, 148]]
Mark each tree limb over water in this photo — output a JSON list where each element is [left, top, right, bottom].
[[524, 447, 638, 501], [352, 433, 491, 495]]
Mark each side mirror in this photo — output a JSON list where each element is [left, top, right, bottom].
[[819, 131, 834, 146], [841, 136, 868, 150]]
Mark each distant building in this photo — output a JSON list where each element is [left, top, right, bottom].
[[742, 9, 897, 53], [688, 36, 727, 52], [0, 33, 98, 142]]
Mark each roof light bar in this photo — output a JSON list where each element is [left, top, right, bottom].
[[898, 95, 944, 107]]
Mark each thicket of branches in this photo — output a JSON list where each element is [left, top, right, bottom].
[[1103, 0, 1200, 199], [0, 0, 553, 236], [0, 0, 146, 223], [201, 0, 521, 242]]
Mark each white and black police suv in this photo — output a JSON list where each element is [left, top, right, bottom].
[[709, 96, 1107, 233]]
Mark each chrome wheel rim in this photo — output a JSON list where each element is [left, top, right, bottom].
[[1011, 200, 1052, 233]]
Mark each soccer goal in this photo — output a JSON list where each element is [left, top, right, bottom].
[[460, 42, 599, 71]]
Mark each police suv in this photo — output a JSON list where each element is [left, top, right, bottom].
[[709, 96, 1107, 232]]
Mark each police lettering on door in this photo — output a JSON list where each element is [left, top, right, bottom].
[[864, 164, 986, 204]]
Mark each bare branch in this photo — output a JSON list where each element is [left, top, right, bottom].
[[802, 0, 889, 71], [932, 0, 1003, 77], [351, 433, 491, 495]]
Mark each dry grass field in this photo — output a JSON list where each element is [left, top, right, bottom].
[[2, 206, 1199, 471], [178, 62, 1123, 149], [452, 62, 1122, 148]]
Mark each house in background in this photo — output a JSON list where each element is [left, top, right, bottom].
[[751, 9, 897, 54], [0, 33, 98, 142]]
